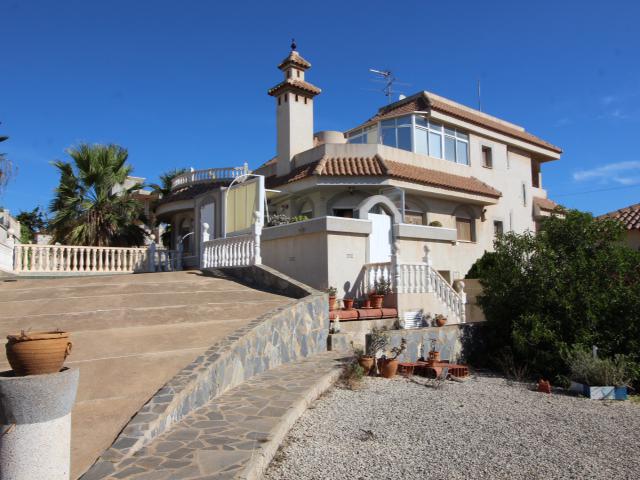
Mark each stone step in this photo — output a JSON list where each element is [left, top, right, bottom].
[[0, 300, 289, 334], [82, 352, 346, 480]]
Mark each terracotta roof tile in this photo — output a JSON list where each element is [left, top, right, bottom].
[[358, 93, 561, 154], [265, 155, 502, 198], [599, 203, 640, 230], [384, 160, 501, 198], [157, 182, 228, 205], [278, 51, 311, 70], [533, 196, 559, 212], [267, 78, 321, 97]]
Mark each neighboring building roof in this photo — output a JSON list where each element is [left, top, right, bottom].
[[599, 203, 640, 230], [157, 182, 228, 205], [266, 155, 502, 198], [278, 50, 311, 70], [533, 196, 560, 212], [352, 92, 562, 154], [267, 78, 321, 97]]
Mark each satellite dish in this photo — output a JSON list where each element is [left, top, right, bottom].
[[398, 94, 406, 100]]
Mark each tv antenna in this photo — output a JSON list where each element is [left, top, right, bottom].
[[369, 68, 400, 103]]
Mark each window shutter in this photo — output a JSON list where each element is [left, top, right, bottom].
[[456, 218, 472, 241]]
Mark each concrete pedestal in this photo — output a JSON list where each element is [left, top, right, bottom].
[[0, 368, 79, 480]]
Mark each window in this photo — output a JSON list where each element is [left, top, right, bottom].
[[493, 220, 503, 236], [296, 69, 300, 78], [456, 217, 474, 242], [404, 211, 424, 225], [531, 161, 540, 188], [482, 146, 493, 168], [522, 183, 527, 206], [333, 208, 354, 218], [346, 114, 470, 164]]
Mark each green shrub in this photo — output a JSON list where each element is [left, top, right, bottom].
[[565, 347, 635, 387], [468, 210, 640, 385]]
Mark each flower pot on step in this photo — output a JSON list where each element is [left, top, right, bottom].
[[358, 355, 375, 375], [369, 294, 384, 309], [343, 298, 354, 311], [6, 331, 73, 376], [379, 358, 399, 379], [328, 295, 337, 311]]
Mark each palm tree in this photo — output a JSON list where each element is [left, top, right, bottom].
[[149, 168, 187, 197], [49, 143, 147, 246]]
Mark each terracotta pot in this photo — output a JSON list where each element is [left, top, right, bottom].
[[343, 298, 354, 311], [369, 294, 384, 309], [379, 358, 399, 379], [362, 299, 371, 309], [428, 350, 441, 363], [358, 355, 375, 375], [328, 296, 337, 311], [436, 316, 447, 327], [6, 331, 72, 376], [537, 379, 552, 394]]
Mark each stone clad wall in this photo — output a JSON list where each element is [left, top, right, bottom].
[[365, 323, 483, 363], [83, 265, 328, 479]]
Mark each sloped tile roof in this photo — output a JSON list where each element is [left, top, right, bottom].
[[266, 155, 501, 198], [599, 203, 640, 230], [157, 182, 228, 205], [357, 92, 562, 154], [278, 51, 311, 70], [533, 196, 560, 212], [267, 78, 321, 97]]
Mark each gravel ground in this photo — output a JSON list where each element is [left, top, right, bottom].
[[263, 374, 640, 480]]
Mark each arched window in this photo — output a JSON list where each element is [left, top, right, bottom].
[[298, 199, 314, 219]]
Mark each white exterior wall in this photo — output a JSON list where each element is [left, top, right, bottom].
[[276, 95, 314, 176]]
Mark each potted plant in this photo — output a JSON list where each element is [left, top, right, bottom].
[[343, 297, 354, 310], [370, 277, 391, 309], [428, 220, 443, 227], [425, 338, 440, 364], [565, 348, 631, 400], [6, 330, 73, 376], [364, 327, 389, 376], [327, 286, 338, 311], [352, 345, 373, 376], [379, 339, 407, 379], [434, 314, 447, 327]]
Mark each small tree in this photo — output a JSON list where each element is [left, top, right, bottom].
[[16, 207, 48, 243], [469, 209, 640, 382]]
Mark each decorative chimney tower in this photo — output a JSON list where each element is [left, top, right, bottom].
[[268, 40, 321, 176]]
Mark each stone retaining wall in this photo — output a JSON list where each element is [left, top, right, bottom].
[[82, 265, 328, 479], [365, 323, 484, 363]]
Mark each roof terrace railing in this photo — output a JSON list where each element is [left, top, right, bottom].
[[170, 165, 250, 191]]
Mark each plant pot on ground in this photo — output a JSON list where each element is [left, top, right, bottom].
[[358, 355, 375, 375], [327, 287, 338, 311], [378, 339, 407, 379], [6, 330, 73, 376], [565, 347, 632, 400]]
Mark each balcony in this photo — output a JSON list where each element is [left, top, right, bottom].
[[170, 165, 250, 191]]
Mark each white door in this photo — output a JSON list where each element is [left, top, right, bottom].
[[199, 202, 215, 260], [368, 213, 392, 263]]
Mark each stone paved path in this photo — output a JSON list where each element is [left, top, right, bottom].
[[85, 352, 345, 480], [0, 271, 291, 478]]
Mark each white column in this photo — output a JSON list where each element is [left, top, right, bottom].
[[147, 237, 157, 272]]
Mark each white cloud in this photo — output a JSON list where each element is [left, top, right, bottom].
[[573, 161, 640, 183]]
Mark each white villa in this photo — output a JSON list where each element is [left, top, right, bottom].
[[147, 43, 561, 325], [5, 44, 562, 327]]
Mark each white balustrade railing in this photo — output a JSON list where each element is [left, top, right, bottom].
[[362, 262, 392, 296], [202, 234, 257, 268], [171, 165, 250, 190], [396, 263, 467, 323], [13, 244, 181, 274], [360, 260, 466, 323]]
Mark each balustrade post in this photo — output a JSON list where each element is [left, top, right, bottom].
[[148, 237, 157, 273]]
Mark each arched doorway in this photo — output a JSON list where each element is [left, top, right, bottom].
[[368, 206, 392, 263]]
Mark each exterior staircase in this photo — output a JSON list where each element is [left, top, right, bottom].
[[0, 271, 293, 479]]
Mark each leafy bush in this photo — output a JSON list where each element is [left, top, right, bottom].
[[469, 210, 640, 385], [565, 348, 634, 387], [428, 220, 443, 227], [266, 214, 309, 227]]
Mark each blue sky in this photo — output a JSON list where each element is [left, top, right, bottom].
[[1, 0, 639, 216]]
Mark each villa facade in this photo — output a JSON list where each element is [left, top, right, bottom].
[[151, 44, 562, 324]]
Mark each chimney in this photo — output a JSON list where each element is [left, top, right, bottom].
[[267, 40, 321, 177]]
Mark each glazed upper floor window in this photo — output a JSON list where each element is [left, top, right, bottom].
[[347, 114, 469, 165]]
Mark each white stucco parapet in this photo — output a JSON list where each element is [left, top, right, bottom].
[[262, 216, 371, 241], [393, 223, 457, 242]]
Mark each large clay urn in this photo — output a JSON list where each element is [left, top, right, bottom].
[[6, 331, 72, 376]]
